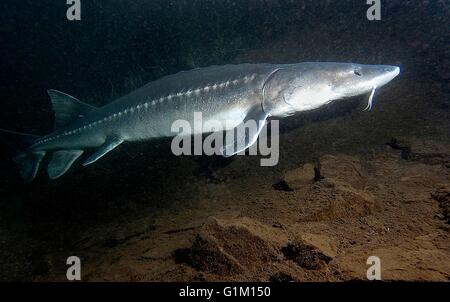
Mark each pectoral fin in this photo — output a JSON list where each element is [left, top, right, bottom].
[[220, 107, 269, 157], [48, 150, 84, 179], [82, 137, 124, 166]]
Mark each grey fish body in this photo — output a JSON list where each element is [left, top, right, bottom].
[[32, 63, 276, 152], [1, 62, 400, 181]]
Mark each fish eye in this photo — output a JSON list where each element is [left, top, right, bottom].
[[354, 70, 362, 76]]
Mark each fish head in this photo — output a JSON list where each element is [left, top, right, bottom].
[[329, 63, 400, 98], [263, 62, 400, 116]]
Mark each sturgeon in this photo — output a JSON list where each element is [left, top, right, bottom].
[[0, 62, 400, 181]]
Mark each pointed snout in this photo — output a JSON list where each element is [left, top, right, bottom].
[[383, 65, 400, 78], [369, 64, 400, 88]]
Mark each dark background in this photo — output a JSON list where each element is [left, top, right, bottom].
[[1, 0, 448, 131], [0, 0, 448, 280]]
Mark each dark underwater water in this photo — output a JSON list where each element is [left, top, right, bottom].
[[0, 0, 449, 281]]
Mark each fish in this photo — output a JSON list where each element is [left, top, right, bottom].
[[0, 62, 400, 181]]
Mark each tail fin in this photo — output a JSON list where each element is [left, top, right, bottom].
[[0, 128, 46, 182]]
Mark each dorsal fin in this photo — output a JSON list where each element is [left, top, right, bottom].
[[47, 89, 98, 129]]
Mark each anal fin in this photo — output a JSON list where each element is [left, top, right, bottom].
[[48, 150, 84, 179], [83, 137, 124, 166]]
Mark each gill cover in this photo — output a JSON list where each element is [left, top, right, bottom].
[[262, 67, 296, 117]]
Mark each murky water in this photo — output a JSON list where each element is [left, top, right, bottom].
[[0, 0, 448, 281]]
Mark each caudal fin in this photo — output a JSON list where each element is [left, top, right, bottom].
[[0, 128, 46, 182]]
